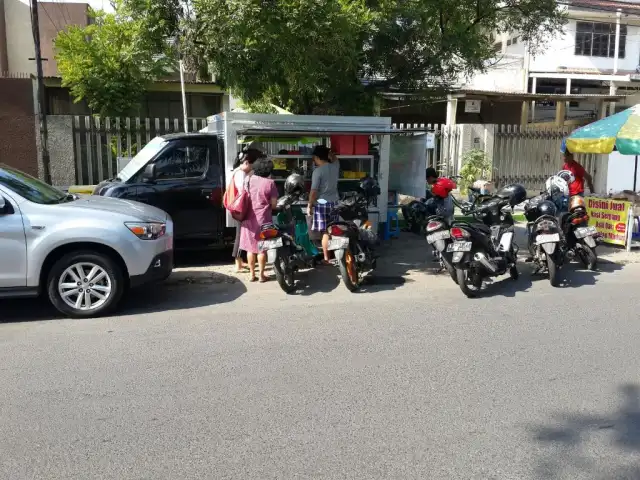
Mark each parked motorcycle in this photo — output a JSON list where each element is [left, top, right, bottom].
[[448, 183, 526, 297], [424, 179, 458, 282], [561, 195, 599, 270], [327, 177, 381, 292], [260, 174, 320, 293], [524, 194, 566, 286]]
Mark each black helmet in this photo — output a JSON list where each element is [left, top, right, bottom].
[[408, 200, 429, 217], [359, 176, 380, 198], [537, 200, 557, 217], [284, 173, 305, 196], [495, 183, 527, 206]]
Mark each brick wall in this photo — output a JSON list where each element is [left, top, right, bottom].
[[0, 77, 38, 177]]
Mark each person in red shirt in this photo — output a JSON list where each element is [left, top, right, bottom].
[[562, 150, 594, 196]]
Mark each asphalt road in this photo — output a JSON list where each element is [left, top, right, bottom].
[[1, 255, 640, 479]]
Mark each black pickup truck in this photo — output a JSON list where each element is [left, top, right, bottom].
[[93, 133, 231, 249]]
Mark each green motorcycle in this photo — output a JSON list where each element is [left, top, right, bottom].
[[258, 193, 320, 293]]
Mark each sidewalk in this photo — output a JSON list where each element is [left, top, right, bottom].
[[166, 228, 640, 288]]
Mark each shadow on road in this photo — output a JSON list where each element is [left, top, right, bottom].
[[529, 384, 640, 479], [0, 270, 247, 323], [528, 259, 623, 289]]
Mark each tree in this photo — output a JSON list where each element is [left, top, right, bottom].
[[192, 0, 565, 114], [55, 6, 174, 117], [57, 0, 566, 117]]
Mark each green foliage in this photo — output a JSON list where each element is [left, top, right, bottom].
[[55, 6, 174, 117], [56, 0, 566, 117], [192, 0, 372, 114], [192, 0, 565, 114], [235, 98, 279, 114], [458, 149, 491, 193]]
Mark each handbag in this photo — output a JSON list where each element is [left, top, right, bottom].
[[227, 176, 252, 221], [222, 172, 239, 210]]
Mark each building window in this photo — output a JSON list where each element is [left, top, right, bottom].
[[575, 21, 626, 58]]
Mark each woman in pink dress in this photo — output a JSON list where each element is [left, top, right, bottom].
[[239, 156, 279, 282]]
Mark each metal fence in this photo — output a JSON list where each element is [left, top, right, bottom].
[[391, 123, 461, 177], [72, 116, 591, 188], [492, 125, 597, 191], [72, 116, 209, 184]]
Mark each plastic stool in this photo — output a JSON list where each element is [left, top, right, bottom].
[[384, 208, 401, 240], [633, 216, 640, 240]]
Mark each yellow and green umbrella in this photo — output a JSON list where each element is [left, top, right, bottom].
[[566, 105, 640, 154], [566, 105, 640, 190]]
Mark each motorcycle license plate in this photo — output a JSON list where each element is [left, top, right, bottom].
[[328, 237, 350, 250], [574, 226, 597, 239], [258, 238, 283, 251], [427, 230, 450, 243], [536, 233, 560, 244], [447, 241, 472, 252]]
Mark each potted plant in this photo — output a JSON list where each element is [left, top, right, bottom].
[[458, 149, 492, 199]]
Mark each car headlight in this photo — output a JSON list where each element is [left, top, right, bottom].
[[125, 222, 166, 240]]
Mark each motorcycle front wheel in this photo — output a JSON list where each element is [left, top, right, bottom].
[[578, 244, 598, 271], [274, 249, 296, 294], [338, 248, 361, 292]]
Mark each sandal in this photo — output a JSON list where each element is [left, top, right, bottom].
[[249, 276, 258, 282], [259, 276, 270, 283]]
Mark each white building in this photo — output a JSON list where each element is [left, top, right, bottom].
[[464, 0, 640, 123]]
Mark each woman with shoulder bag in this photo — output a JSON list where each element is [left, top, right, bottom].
[[238, 156, 279, 283], [227, 147, 260, 272]]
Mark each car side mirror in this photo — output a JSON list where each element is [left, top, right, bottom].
[[142, 164, 157, 182], [0, 196, 7, 214]]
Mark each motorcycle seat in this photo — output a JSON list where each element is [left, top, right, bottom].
[[468, 223, 492, 235]]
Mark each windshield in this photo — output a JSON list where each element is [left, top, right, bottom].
[[117, 136, 168, 182], [0, 164, 69, 204]]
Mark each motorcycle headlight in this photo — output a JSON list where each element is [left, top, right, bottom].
[[125, 222, 166, 240]]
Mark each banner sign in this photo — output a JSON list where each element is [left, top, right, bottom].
[[586, 197, 631, 246]]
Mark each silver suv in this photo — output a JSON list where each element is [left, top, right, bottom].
[[0, 165, 174, 318]]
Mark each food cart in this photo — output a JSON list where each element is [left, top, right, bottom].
[[207, 112, 394, 232]]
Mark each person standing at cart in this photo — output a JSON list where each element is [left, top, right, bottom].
[[307, 145, 340, 264]]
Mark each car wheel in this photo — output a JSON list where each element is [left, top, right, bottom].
[[47, 251, 125, 318]]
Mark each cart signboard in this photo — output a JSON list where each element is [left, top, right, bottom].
[[586, 197, 632, 246]]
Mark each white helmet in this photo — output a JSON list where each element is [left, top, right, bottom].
[[545, 175, 569, 199], [557, 169, 575, 185]]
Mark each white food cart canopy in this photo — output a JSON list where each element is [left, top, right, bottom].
[[207, 112, 394, 136]]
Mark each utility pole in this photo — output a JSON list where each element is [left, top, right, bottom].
[[29, 0, 51, 184]]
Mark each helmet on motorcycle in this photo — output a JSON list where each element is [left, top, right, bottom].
[[569, 195, 586, 212], [359, 176, 381, 198], [537, 200, 558, 217], [431, 177, 456, 199], [284, 173, 305, 196], [495, 183, 527, 206], [545, 175, 569, 199], [557, 169, 575, 185]]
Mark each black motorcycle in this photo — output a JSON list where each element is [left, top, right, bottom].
[[424, 198, 458, 282], [448, 184, 526, 297], [260, 192, 320, 293], [327, 183, 380, 292], [524, 195, 565, 286], [559, 198, 599, 271]]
